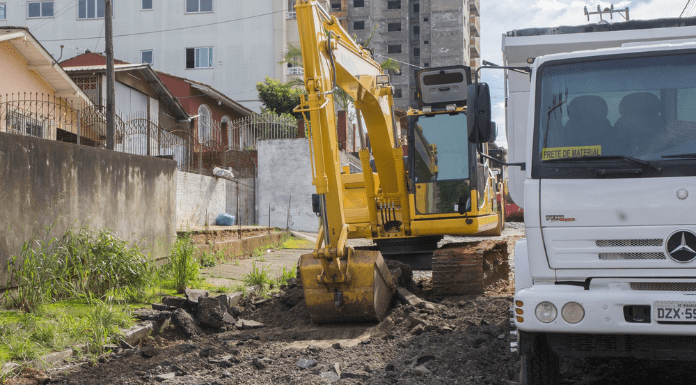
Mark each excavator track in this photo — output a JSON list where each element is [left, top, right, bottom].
[[432, 240, 510, 296]]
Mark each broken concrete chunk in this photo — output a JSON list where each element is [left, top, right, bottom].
[[222, 313, 236, 325], [234, 319, 265, 330], [296, 358, 318, 369], [184, 288, 209, 303], [171, 308, 202, 338], [396, 287, 423, 307], [197, 297, 227, 328], [155, 372, 176, 382], [215, 294, 232, 314], [320, 371, 340, 381], [413, 365, 431, 376], [151, 303, 172, 311]]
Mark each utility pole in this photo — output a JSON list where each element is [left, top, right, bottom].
[[105, 0, 115, 149]]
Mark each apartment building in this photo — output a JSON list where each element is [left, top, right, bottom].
[[0, 0, 300, 111], [341, 0, 481, 110]]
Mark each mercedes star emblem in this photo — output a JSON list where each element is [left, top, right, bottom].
[[666, 230, 696, 263]]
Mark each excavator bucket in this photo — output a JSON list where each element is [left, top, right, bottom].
[[299, 249, 396, 323]]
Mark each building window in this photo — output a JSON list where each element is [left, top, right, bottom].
[[331, 2, 341, 10], [414, 48, 420, 57], [28, 1, 53, 18], [186, 0, 212, 13], [78, 0, 108, 19], [197, 105, 212, 142], [353, 0, 364, 7], [0, 4, 7, 19], [142, 0, 152, 10], [186, 47, 213, 69], [413, 25, 419, 35], [221, 115, 231, 148], [353, 20, 365, 30], [423, 17, 428, 22], [388, 23, 401, 32], [141, 50, 153, 64], [413, 3, 419, 13], [388, 45, 401, 54], [387, 1, 400, 9], [424, 40, 429, 44], [424, 62, 429, 67], [394, 88, 402, 98]]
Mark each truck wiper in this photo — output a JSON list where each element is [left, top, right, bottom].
[[543, 155, 661, 172], [662, 153, 696, 159]]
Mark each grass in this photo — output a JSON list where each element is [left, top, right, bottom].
[[276, 265, 297, 286], [243, 261, 272, 291], [159, 236, 200, 293], [0, 227, 211, 366], [280, 237, 315, 249]]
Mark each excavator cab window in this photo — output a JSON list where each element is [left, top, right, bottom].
[[411, 113, 474, 215]]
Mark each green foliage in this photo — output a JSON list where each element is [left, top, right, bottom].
[[276, 265, 297, 286], [279, 44, 303, 67], [243, 261, 272, 289], [85, 299, 133, 353], [160, 236, 199, 293], [256, 77, 306, 119], [5, 228, 153, 313], [200, 252, 217, 268]]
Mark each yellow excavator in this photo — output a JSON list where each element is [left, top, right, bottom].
[[294, 0, 504, 323]]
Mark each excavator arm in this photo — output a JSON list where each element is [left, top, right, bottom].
[[295, 0, 399, 322]]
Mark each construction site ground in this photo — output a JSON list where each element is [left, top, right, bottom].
[[23, 223, 696, 385]]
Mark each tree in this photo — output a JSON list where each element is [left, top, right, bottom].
[[256, 77, 306, 119]]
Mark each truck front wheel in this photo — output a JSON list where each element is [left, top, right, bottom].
[[519, 333, 559, 385]]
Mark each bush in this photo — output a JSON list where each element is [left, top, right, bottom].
[[160, 236, 199, 293], [5, 228, 153, 312], [243, 261, 272, 289]]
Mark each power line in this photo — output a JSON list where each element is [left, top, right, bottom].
[[682, 0, 696, 17], [41, 9, 285, 42]]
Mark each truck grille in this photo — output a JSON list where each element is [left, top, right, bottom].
[[630, 282, 696, 292], [596, 239, 663, 247], [599, 252, 665, 260], [548, 334, 696, 359]]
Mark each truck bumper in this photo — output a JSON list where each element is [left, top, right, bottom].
[[514, 281, 696, 336]]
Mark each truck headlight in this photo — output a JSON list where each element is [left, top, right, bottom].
[[535, 302, 557, 323], [562, 302, 585, 324]]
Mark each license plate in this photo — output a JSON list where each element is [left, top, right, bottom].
[[654, 301, 696, 323]]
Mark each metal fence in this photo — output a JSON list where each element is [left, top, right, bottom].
[[0, 92, 299, 177]]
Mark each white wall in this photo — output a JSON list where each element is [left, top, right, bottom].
[[257, 138, 318, 232], [4, 0, 288, 111], [176, 171, 226, 229]]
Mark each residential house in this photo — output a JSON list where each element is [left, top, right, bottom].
[[0, 27, 92, 143], [157, 71, 256, 176], [60, 52, 193, 166]]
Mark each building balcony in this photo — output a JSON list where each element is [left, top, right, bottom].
[[469, 36, 480, 58], [469, 0, 480, 17], [287, 67, 304, 76], [286, 11, 296, 19], [469, 16, 480, 37]]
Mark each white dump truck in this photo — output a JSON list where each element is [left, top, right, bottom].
[[467, 17, 696, 384]]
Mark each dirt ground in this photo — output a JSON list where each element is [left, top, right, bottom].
[[13, 225, 696, 384]]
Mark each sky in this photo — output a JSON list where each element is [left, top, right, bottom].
[[479, 0, 691, 147]]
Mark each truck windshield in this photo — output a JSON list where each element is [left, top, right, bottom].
[[537, 53, 696, 162]]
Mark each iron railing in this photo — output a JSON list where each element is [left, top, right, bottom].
[[0, 93, 300, 177]]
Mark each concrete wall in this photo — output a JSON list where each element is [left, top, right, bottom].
[[0, 132, 177, 279], [177, 172, 256, 229], [257, 138, 318, 232], [176, 171, 226, 229]]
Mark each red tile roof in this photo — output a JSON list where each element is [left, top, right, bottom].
[[60, 52, 129, 68]]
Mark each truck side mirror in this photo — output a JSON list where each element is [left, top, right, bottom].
[[467, 83, 492, 143], [488, 122, 498, 144]]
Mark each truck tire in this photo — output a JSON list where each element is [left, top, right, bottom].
[[520, 334, 559, 385]]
